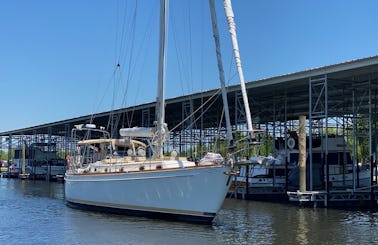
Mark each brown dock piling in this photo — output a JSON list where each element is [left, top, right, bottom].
[[299, 116, 306, 193]]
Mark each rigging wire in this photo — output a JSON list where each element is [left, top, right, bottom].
[[170, 0, 211, 139], [113, 0, 137, 132], [171, 0, 195, 96], [121, 2, 158, 128], [112, 0, 159, 130], [96, 0, 156, 134], [89, 64, 121, 125], [170, 88, 221, 132], [213, 105, 225, 152], [109, 0, 139, 135]]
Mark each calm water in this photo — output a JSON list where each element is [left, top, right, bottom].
[[0, 178, 377, 245]]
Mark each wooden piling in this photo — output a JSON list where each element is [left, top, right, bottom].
[[299, 116, 306, 192]]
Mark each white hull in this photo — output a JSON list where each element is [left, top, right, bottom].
[[236, 163, 287, 188], [236, 164, 372, 189], [28, 165, 66, 176], [328, 169, 371, 188], [49, 166, 67, 176], [248, 176, 286, 187], [65, 164, 230, 223]]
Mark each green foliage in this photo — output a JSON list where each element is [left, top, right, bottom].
[[231, 131, 274, 158], [0, 150, 7, 161], [177, 135, 229, 159], [208, 132, 274, 158], [356, 119, 371, 163], [311, 119, 372, 163], [57, 151, 70, 159], [346, 117, 371, 163], [0, 149, 14, 161]]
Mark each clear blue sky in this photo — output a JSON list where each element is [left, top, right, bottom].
[[1, 0, 377, 133]]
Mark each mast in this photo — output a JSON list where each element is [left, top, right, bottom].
[[223, 0, 255, 140], [209, 0, 233, 147], [155, 0, 168, 159]]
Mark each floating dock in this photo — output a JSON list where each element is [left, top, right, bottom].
[[228, 185, 288, 202], [287, 186, 378, 208]]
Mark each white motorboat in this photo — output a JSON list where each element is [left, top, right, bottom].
[[236, 155, 291, 188], [10, 142, 67, 180], [234, 136, 372, 193], [288, 135, 372, 189], [313, 136, 371, 189]]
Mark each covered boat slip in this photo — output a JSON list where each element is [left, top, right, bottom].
[[1, 56, 378, 195]]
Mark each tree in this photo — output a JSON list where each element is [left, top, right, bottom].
[[0, 150, 7, 161]]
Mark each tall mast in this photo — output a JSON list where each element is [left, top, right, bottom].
[[223, 0, 255, 140], [155, 0, 168, 158], [209, 0, 233, 147]]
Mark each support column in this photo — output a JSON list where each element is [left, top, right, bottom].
[[284, 92, 289, 191], [352, 90, 357, 190], [309, 75, 328, 191], [182, 99, 194, 157], [47, 127, 52, 181], [7, 135, 12, 166], [142, 108, 151, 127], [369, 77, 374, 205]]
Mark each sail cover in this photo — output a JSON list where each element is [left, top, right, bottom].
[[119, 127, 154, 138]]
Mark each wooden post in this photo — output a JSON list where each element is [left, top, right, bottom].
[[299, 116, 307, 192]]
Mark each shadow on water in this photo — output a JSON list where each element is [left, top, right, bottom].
[[65, 210, 217, 245], [1, 178, 378, 245]]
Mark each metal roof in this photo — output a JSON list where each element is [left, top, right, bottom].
[[2, 55, 378, 137]]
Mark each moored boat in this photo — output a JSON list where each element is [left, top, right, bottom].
[[64, 0, 232, 224], [232, 135, 372, 199], [65, 124, 231, 223], [287, 135, 372, 190]]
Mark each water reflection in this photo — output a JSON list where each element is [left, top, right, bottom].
[[1, 178, 378, 245], [296, 209, 309, 245], [17, 179, 65, 200], [66, 210, 217, 245]]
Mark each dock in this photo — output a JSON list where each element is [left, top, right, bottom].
[[228, 183, 378, 209], [287, 185, 378, 208], [229, 185, 288, 202]]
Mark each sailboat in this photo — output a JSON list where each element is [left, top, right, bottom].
[[64, 0, 232, 224]]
